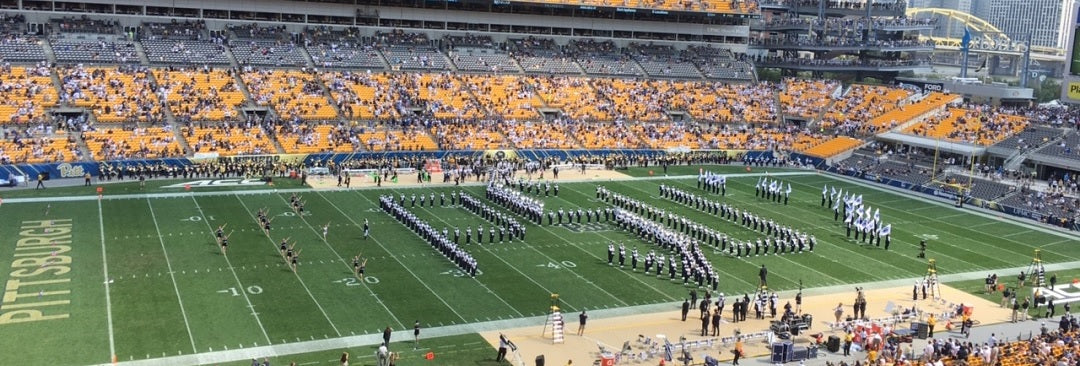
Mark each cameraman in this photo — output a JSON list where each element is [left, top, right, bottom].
[[496, 334, 515, 361]]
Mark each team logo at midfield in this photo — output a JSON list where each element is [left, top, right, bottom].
[[161, 179, 267, 189], [1037, 285, 1080, 305]]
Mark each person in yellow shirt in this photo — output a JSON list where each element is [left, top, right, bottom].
[[733, 338, 744, 365], [843, 331, 853, 356], [927, 314, 937, 338], [867, 348, 878, 364]]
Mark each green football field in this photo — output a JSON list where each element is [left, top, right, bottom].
[[0, 165, 1077, 365]]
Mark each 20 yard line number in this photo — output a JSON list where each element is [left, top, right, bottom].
[[337, 277, 379, 285], [219, 286, 263, 296]]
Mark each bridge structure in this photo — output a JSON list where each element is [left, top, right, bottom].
[[906, 7, 1065, 62]]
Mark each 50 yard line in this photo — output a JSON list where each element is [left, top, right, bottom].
[[146, 198, 198, 353], [98, 200, 116, 362]]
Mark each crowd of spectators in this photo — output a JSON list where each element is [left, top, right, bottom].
[[0, 14, 46, 63], [51, 16, 118, 34], [571, 121, 641, 149], [532, 75, 610, 121], [686, 45, 752, 80], [242, 68, 337, 120], [0, 63, 57, 125], [820, 84, 912, 134], [627, 42, 701, 78], [502, 119, 576, 149], [184, 123, 275, 156], [906, 106, 1028, 146], [355, 122, 437, 151], [229, 23, 289, 40], [58, 65, 162, 123], [142, 20, 206, 41], [1035, 131, 1080, 162], [778, 78, 839, 120], [1007, 104, 1080, 128], [275, 121, 357, 153], [323, 71, 398, 120], [304, 27, 385, 70], [51, 39, 139, 64], [0, 127, 79, 164], [570, 39, 641, 77], [508, 37, 582, 75], [154, 67, 246, 121], [632, 122, 704, 149], [82, 126, 183, 160], [460, 75, 541, 120], [430, 118, 506, 150], [867, 91, 958, 133]]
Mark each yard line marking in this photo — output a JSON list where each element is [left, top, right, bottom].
[[98, 200, 117, 363], [968, 221, 999, 229], [189, 195, 273, 346], [146, 198, 198, 353], [907, 206, 938, 212], [319, 192, 469, 323], [1043, 238, 1075, 248], [1003, 230, 1033, 238], [275, 192, 404, 330], [233, 194, 342, 337]]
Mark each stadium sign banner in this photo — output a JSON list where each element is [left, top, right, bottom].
[[0, 158, 188, 182], [17, 162, 101, 179], [896, 79, 944, 94], [7, 158, 193, 181], [928, 189, 957, 201], [482, 149, 518, 160], [1061, 1, 1080, 104]]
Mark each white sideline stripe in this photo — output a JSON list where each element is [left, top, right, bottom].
[[233, 195, 342, 337], [190, 195, 273, 345], [0, 171, 815, 204], [98, 200, 117, 362], [146, 198, 198, 353], [100, 258, 1080, 366]]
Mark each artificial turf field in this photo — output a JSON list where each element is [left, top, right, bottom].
[[0, 164, 1077, 366]]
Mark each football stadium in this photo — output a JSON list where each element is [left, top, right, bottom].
[[0, 0, 1079, 365]]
